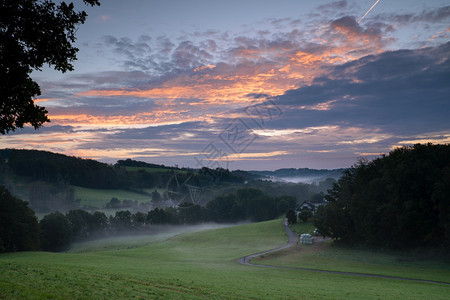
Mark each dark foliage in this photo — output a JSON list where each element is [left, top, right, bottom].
[[3, 150, 249, 194], [298, 209, 313, 223], [178, 203, 207, 225], [109, 210, 133, 231], [286, 208, 297, 224], [66, 209, 106, 240], [0, 0, 100, 134], [198, 167, 245, 184], [206, 188, 295, 223], [40, 211, 72, 251], [314, 144, 450, 250], [0, 185, 40, 252], [116, 159, 172, 170], [8, 149, 123, 188]]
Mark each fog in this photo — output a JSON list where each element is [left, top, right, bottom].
[[268, 176, 324, 184], [69, 222, 247, 253]]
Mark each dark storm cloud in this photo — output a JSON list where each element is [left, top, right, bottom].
[[111, 122, 211, 140], [6, 125, 76, 135], [48, 97, 158, 116], [272, 42, 450, 135], [245, 93, 272, 99], [75, 121, 218, 152], [379, 5, 450, 24], [317, 1, 348, 13], [172, 41, 214, 69]]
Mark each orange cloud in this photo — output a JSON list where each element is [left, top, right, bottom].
[[194, 64, 216, 72], [45, 17, 387, 130], [34, 98, 53, 103]]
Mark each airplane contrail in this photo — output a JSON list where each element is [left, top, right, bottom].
[[358, 0, 381, 23]]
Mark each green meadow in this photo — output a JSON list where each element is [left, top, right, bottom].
[[74, 186, 160, 208], [1, 219, 449, 299], [256, 222, 450, 284]]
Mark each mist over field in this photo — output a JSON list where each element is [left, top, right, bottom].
[[266, 176, 327, 184], [251, 168, 345, 184], [69, 223, 246, 252], [1, 0, 449, 297]]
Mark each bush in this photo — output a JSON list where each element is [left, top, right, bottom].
[[286, 209, 297, 224], [40, 212, 72, 251], [0, 186, 40, 252]]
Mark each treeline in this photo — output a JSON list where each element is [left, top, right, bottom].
[[116, 158, 174, 170], [314, 144, 450, 250], [5, 149, 123, 189], [0, 149, 248, 190], [1, 186, 296, 252], [206, 188, 296, 222]]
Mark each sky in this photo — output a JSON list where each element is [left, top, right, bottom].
[[2, 0, 449, 170]]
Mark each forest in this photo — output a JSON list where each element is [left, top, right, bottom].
[[0, 149, 332, 213], [314, 143, 450, 250], [3, 144, 448, 253], [0, 186, 296, 252], [0, 148, 327, 252]]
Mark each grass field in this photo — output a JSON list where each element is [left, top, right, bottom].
[[1, 219, 449, 299], [255, 222, 450, 284], [290, 221, 315, 234], [74, 186, 156, 208]]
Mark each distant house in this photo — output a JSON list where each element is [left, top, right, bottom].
[[295, 201, 324, 215]]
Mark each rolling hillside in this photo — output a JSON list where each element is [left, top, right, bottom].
[[1, 219, 448, 299]]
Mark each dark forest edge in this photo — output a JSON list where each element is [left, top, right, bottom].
[[1, 143, 449, 253], [313, 143, 450, 251], [0, 186, 295, 252], [0, 148, 336, 213]]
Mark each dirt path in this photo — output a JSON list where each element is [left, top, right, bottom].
[[237, 219, 450, 286]]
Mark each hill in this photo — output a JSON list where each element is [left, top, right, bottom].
[[0, 219, 448, 299], [0, 149, 336, 213]]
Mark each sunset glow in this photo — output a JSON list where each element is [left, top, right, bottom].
[[3, 0, 449, 170]]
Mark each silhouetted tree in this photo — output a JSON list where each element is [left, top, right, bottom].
[[286, 209, 297, 224], [276, 196, 297, 215], [92, 211, 108, 234], [314, 144, 450, 249], [0, 186, 40, 252], [66, 209, 95, 240], [132, 211, 147, 229], [110, 210, 133, 231], [40, 212, 72, 251], [0, 0, 100, 133]]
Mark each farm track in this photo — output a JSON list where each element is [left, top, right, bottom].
[[237, 219, 450, 286]]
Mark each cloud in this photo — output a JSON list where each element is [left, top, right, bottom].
[[318, 0, 348, 12], [272, 41, 450, 137], [245, 93, 271, 99], [4, 4, 448, 170], [380, 6, 450, 25], [5, 125, 76, 135]]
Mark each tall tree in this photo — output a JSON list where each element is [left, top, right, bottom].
[[286, 208, 297, 224], [40, 211, 73, 251], [0, 185, 40, 252], [0, 0, 100, 134], [314, 144, 450, 249]]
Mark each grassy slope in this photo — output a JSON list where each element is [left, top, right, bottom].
[[1, 220, 449, 299], [255, 222, 450, 284], [2, 175, 160, 209], [74, 186, 155, 208]]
